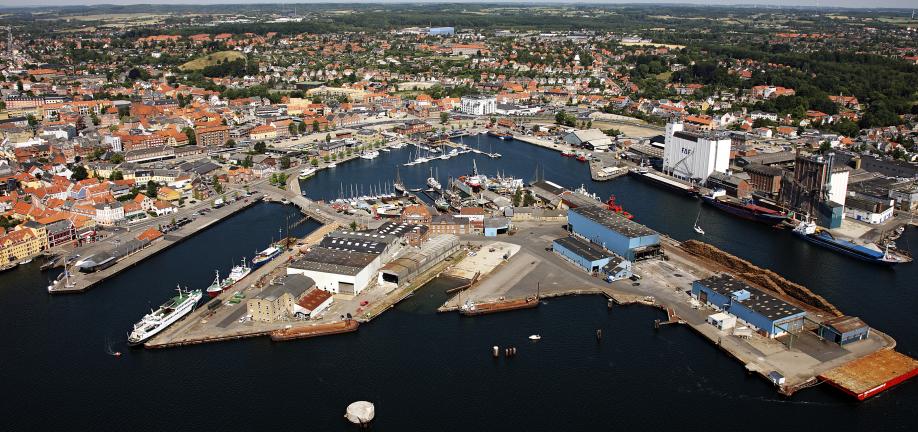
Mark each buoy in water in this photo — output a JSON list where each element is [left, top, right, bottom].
[[345, 401, 375, 427]]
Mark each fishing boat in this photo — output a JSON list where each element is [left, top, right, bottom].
[[224, 258, 252, 289], [435, 197, 450, 211], [205, 270, 225, 298], [127, 286, 202, 346], [528, 335, 542, 341], [252, 244, 283, 269], [793, 222, 912, 265]]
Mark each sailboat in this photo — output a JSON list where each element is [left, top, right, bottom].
[[394, 167, 406, 194], [426, 167, 442, 190], [693, 208, 705, 235]]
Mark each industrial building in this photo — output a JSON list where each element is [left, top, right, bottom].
[[552, 235, 633, 281], [428, 26, 455, 36], [293, 287, 334, 319], [378, 235, 459, 290], [662, 122, 731, 183], [779, 152, 849, 227], [692, 274, 807, 338], [287, 247, 381, 296], [818, 315, 870, 346], [567, 205, 661, 261], [247, 274, 315, 323]]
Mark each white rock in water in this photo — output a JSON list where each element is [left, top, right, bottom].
[[345, 401, 375, 424]]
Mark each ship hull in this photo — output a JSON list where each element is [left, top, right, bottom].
[[794, 232, 899, 265], [251, 249, 281, 270], [628, 170, 698, 196], [127, 292, 202, 346], [702, 196, 787, 225]]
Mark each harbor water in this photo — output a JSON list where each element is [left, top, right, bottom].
[[1, 135, 916, 430]]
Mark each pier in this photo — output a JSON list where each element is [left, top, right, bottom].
[[48, 193, 264, 294]]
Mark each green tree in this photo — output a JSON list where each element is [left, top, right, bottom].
[[109, 170, 124, 181], [225, 139, 236, 148], [310, 158, 319, 167], [279, 156, 291, 169], [325, 133, 332, 143], [109, 153, 124, 164], [288, 122, 298, 136], [312, 120, 320, 132], [71, 165, 89, 181], [183, 127, 196, 146], [146, 180, 159, 198], [440, 112, 449, 124], [253, 141, 267, 154], [212, 175, 223, 194], [241, 155, 254, 168]]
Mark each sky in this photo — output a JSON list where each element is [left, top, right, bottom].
[[0, 1, 914, 9]]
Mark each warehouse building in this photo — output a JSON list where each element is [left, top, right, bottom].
[[378, 234, 459, 291], [692, 274, 807, 338], [567, 205, 661, 261], [287, 247, 381, 296], [247, 274, 315, 322], [552, 236, 632, 281], [818, 315, 870, 346]]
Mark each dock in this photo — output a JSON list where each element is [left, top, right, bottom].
[[49, 193, 264, 294], [820, 350, 918, 400]]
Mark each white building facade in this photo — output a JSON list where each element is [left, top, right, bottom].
[[460, 95, 497, 116], [662, 122, 731, 183]]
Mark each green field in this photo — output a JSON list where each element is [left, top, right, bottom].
[[180, 51, 245, 71]]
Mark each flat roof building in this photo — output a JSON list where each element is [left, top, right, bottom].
[[567, 205, 660, 261], [692, 274, 806, 338]]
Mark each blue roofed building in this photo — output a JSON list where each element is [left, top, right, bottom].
[[552, 236, 632, 281], [692, 274, 807, 338], [567, 205, 661, 261]]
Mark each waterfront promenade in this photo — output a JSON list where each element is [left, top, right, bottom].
[[48, 193, 264, 294]]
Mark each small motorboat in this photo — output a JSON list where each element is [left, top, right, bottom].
[[528, 334, 541, 341]]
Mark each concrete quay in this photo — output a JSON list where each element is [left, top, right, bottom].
[[48, 193, 264, 294], [436, 223, 903, 399]]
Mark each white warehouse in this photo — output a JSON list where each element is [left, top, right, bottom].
[[287, 248, 381, 297], [662, 122, 731, 183]]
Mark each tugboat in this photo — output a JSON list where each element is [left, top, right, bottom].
[[435, 197, 450, 211], [127, 286, 202, 346], [606, 194, 633, 219]]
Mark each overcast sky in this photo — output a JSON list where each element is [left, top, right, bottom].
[[0, 1, 914, 9]]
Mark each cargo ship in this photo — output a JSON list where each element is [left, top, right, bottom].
[[487, 130, 513, 140], [793, 222, 912, 265], [702, 190, 787, 225], [251, 244, 283, 269], [628, 167, 699, 196], [127, 286, 202, 346]]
